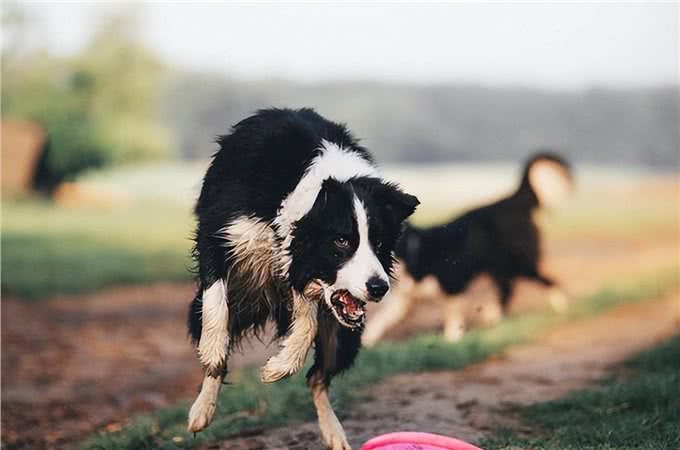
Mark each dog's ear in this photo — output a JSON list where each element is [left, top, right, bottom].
[[306, 178, 352, 221], [292, 177, 354, 237], [374, 182, 420, 224]]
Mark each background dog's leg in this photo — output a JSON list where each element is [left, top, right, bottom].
[[188, 280, 229, 432], [261, 291, 317, 383], [547, 286, 569, 312], [531, 272, 569, 313], [309, 374, 351, 450], [443, 298, 467, 342], [188, 374, 222, 432], [362, 291, 414, 347], [493, 275, 514, 315]]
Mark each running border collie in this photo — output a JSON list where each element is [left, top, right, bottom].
[[363, 153, 572, 345], [186, 108, 419, 449]]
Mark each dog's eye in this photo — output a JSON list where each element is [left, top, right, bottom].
[[374, 240, 383, 250], [334, 236, 349, 249]]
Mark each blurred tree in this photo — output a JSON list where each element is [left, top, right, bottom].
[[1, 5, 174, 189]]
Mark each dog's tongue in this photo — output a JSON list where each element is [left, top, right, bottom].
[[339, 291, 360, 313], [345, 299, 360, 314]]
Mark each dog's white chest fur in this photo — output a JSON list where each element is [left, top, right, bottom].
[[273, 140, 378, 240]]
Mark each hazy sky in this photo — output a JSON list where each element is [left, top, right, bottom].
[[18, 1, 680, 89]]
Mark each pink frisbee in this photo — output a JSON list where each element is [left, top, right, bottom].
[[360, 432, 484, 450]]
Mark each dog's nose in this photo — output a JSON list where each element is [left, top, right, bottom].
[[366, 277, 389, 300]]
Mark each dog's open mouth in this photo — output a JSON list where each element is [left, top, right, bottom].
[[330, 289, 366, 328]]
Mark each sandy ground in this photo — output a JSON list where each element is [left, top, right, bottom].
[[1, 232, 677, 450], [204, 293, 680, 450]]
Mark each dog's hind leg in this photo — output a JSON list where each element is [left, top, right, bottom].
[[546, 285, 569, 312], [492, 276, 515, 315], [188, 280, 229, 432], [307, 315, 359, 450], [443, 297, 467, 342], [529, 271, 569, 313], [538, 276, 569, 312], [261, 290, 318, 383]]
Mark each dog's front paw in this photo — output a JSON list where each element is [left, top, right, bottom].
[[260, 354, 298, 383], [319, 417, 352, 450], [323, 433, 352, 450], [187, 376, 221, 432], [187, 395, 216, 432]]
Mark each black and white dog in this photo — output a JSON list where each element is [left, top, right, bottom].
[[363, 153, 572, 346], [186, 108, 419, 449]]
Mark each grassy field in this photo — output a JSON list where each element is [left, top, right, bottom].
[[1, 199, 194, 298], [3, 165, 678, 299], [80, 268, 679, 450], [3, 194, 675, 299], [480, 334, 680, 450]]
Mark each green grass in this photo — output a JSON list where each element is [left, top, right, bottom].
[[479, 334, 680, 450], [3, 165, 677, 299], [1, 200, 194, 298], [4, 195, 676, 299], [80, 268, 679, 450]]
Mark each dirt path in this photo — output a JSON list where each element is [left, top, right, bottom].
[[1, 236, 677, 449], [0, 283, 280, 450], [212, 293, 679, 450]]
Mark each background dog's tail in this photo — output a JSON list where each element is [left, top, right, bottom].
[[517, 151, 574, 209]]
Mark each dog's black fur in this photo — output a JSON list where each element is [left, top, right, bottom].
[[397, 153, 572, 312], [187, 108, 418, 436], [188, 107, 371, 352]]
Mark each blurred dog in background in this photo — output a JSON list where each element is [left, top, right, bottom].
[[363, 153, 573, 346]]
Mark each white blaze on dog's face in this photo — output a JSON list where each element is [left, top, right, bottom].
[[528, 159, 572, 208], [330, 196, 390, 306], [287, 177, 419, 329]]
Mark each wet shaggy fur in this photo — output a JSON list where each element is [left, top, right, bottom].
[[187, 111, 417, 356], [188, 109, 368, 352], [185, 108, 418, 446]]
